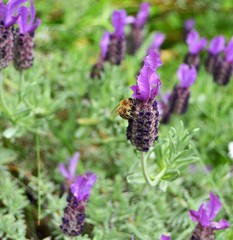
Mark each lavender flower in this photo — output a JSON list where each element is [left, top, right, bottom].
[[205, 36, 225, 74], [0, 0, 27, 69], [168, 64, 197, 114], [213, 37, 233, 85], [90, 31, 110, 79], [133, 2, 150, 29], [127, 3, 150, 55], [13, 0, 41, 71], [160, 234, 171, 240], [184, 19, 195, 32], [124, 49, 161, 152], [158, 92, 170, 124], [106, 10, 132, 64], [189, 193, 230, 240], [60, 172, 97, 236], [59, 152, 80, 183], [149, 32, 165, 51], [184, 30, 207, 71]]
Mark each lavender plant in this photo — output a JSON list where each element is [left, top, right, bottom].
[[127, 3, 150, 55], [184, 30, 207, 71]]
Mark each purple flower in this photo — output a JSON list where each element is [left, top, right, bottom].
[[184, 19, 195, 31], [177, 63, 197, 88], [149, 32, 165, 50], [189, 192, 230, 230], [224, 37, 233, 63], [160, 234, 171, 240], [112, 10, 133, 38], [17, 0, 41, 35], [186, 30, 207, 54], [100, 31, 110, 59], [208, 36, 225, 55], [70, 171, 97, 202], [131, 49, 162, 101], [59, 152, 80, 182], [133, 2, 150, 28], [0, 0, 27, 28]]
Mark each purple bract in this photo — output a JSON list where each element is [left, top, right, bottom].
[[59, 152, 80, 182], [133, 2, 150, 28], [131, 49, 162, 101], [0, 0, 27, 28], [184, 19, 195, 31], [112, 10, 133, 38], [100, 31, 110, 59], [149, 32, 165, 50], [17, 0, 41, 35], [160, 234, 171, 240], [70, 171, 97, 202], [189, 192, 230, 230], [224, 37, 233, 63], [177, 63, 197, 88], [186, 30, 207, 54], [208, 36, 225, 55]]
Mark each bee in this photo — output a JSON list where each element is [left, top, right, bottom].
[[111, 98, 135, 120]]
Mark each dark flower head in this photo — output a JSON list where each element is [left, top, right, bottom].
[[224, 37, 233, 63], [189, 192, 230, 230], [133, 2, 150, 28], [186, 30, 207, 54], [112, 10, 133, 38], [208, 35, 225, 55], [131, 49, 162, 102], [17, 0, 41, 35], [0, 0, 27, 28], [100, 31, 110, 60], [177, 63, 197, 88], [184, 18, 195, 31], [149, 32, 165, 51], [160, 234, 171, 240], [59, 152, 80, 182], [70, 172, 97, 202]]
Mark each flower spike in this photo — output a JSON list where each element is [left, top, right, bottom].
[[208, 36, 225, 56]]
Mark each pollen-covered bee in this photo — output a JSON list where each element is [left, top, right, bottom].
[[112, 98, 135, 120]]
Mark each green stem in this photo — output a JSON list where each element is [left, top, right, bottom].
[[18, 70, 24, 103], [36, 132, 41, 225], [0, 70, 13, 120]]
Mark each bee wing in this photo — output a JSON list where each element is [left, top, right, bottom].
[[110, 105, 119, 120]]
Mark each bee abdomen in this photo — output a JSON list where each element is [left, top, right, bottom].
[[184, 52, 201, 71], [213, 59, 232, 85], [106, 35, 126, 65], [126, 100, 159, 152], [169, 86, 190, 114], [205, 53, 219, 74]]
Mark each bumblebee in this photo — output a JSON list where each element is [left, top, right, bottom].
[[112, 98, 134, 120]]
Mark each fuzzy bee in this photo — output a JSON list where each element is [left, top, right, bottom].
[[112, 98, 135, 120]]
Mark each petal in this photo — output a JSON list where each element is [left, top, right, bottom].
[[160, 234, 171, 240], [198, 204, 210, 227], [112, 10, 127, 38], [186, 30, 207, 54], [17, 6, 29, 33], [209, 36, 225, 55], [224, 37, 233, 63], [134, 2, 150, 28], [144, 49, 162, 69], [68, 152, 80, 179], [150, 32, 166, 50], [177, 64, 197, 88], [189, 209, 200, 222], [210, 219, 230, 230], [184, 19, 195, 31], [207, 192, 222, 220], [58, 164, 70, 179], [100, 31, 110, 59]]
